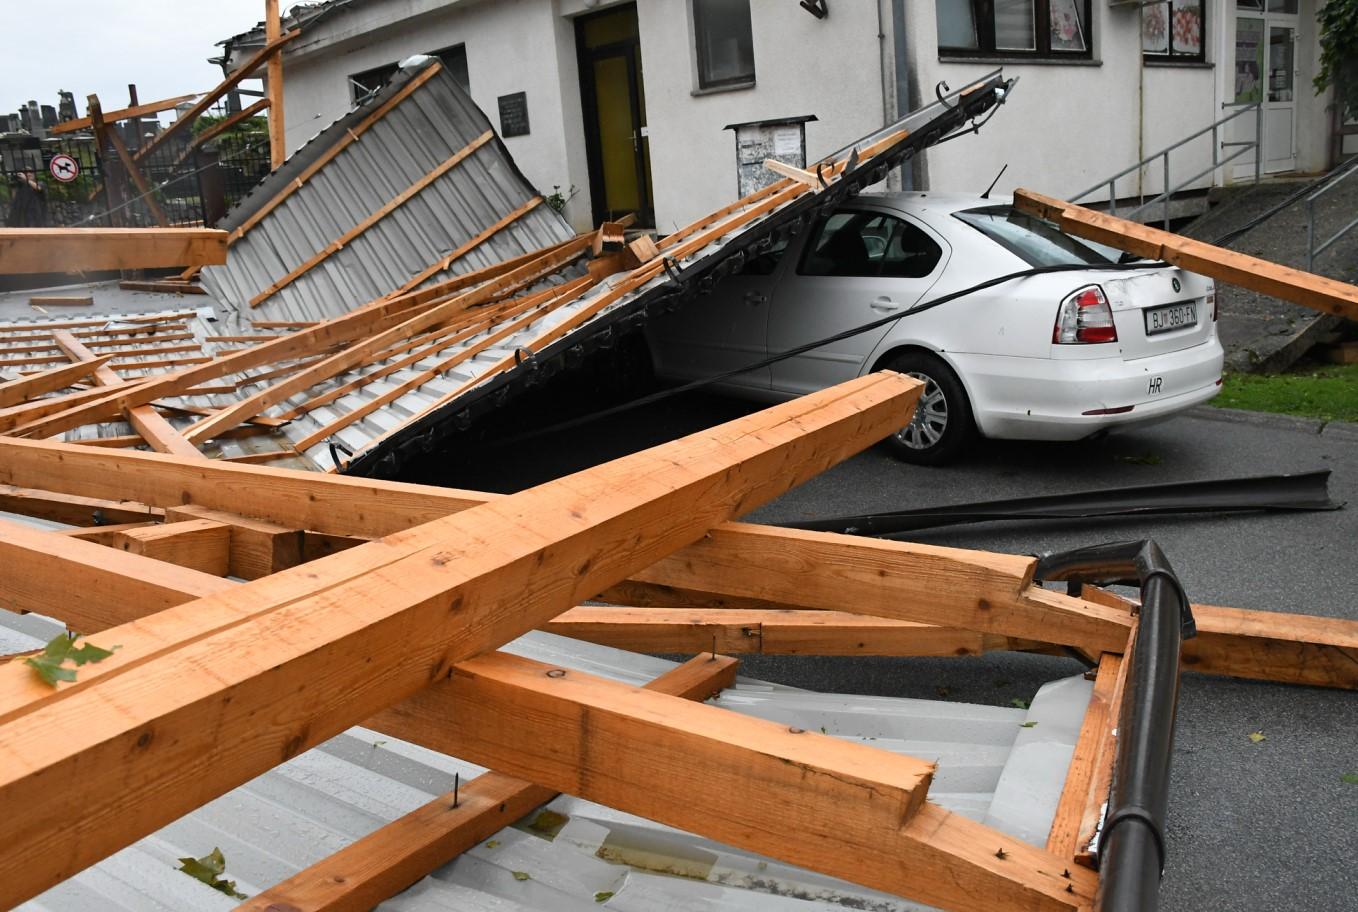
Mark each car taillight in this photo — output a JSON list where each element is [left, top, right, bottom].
[[1053, 285, 1117, 344], [1207, 287, 1217, 321]]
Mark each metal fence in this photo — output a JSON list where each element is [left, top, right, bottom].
[[0, 97, 273, 230]]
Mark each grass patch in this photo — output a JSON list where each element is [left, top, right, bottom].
[[1212, 362, 1358, 423]]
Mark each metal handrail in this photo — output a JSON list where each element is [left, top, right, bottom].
[[1307, 155, 1358, 269], [1072, 103, 1262, 229]]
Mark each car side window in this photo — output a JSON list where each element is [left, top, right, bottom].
[[737, 235, 790, 276], [798, 210, 942, 279]]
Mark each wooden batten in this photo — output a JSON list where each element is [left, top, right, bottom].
[[0, 229, 227, 274]]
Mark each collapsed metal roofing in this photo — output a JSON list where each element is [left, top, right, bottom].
[[202, 57, 575, 321], [0, 70, 1016, 476]]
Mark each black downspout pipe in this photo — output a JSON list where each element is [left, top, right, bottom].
[[1034, 540, 1195, 912]]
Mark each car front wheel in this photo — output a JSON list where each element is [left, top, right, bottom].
[[881, 351, 974, 465]]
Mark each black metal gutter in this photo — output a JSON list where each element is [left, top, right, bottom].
[[1034, 540, 1194, 912], [780, 470, 1342, 537]]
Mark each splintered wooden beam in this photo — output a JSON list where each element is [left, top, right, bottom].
[[239, 654, 740, 912], [0, 372, 918, 908], [0, 228, 227, 274], [0, 357, 109, 408], [1046, 652, 1123, 860], [364, 651, 1094, 912], [545, 606, 1052, 656], [1013, 188, 1358, 320], [763, 157, 821, 187], [0, 519, 230, 625]]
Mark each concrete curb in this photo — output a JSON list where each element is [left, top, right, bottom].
[[1189, 405, 1358, 441]]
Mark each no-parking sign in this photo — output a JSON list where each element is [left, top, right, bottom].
[[48, 153, 79, 183]]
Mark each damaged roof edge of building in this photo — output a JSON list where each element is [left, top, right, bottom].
[[343, 71, 1014, 479]]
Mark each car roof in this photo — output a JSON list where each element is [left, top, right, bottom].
[[854, 190, 1013, 217]]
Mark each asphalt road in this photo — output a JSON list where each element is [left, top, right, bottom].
[[434, 394, 1358, 912]]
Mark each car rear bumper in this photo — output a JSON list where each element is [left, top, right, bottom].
[[953, 341, 1224, 441]]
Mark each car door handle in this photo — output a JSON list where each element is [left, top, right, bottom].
[[870, 296, 902, 313], [744, 291, 768, 306]]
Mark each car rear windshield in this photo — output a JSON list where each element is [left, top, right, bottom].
[[953, 205, 1122, 267]]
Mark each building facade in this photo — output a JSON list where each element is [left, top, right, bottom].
[[218, 0, 1347, 233]]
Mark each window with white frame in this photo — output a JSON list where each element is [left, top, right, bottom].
[[1142, 1, 1205, 63], [935, 0, 1092, 59], [693, 0, 755, 89]]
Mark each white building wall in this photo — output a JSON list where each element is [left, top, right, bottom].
[[620, 0, 890, 233], [274, 0, 594, 229], [907, 1, 1224, 203]]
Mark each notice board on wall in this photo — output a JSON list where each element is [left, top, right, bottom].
[[724, 115, 817, 199]]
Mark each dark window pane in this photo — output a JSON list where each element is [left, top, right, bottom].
[[954, 205, 1118, 267], [694, 0, 755, 88], [994, 0, 1036, 50], [799, 211, 941, 278], [935, 0, 979, 49]]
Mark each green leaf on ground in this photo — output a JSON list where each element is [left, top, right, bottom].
[[485, 839, 501, 849], [1340, 773, 1358, 785], [594, 892, 615, 903], [177, 847, 247, 900], [24, 633, 119, 687], [512, 871, 532, 882], [1010, 698, 1030, 710], [1020, 721, 1038, 728], [528, 809, 569, 836], [1248, 730, 1267, 744]]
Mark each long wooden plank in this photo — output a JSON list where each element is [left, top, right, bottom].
[[1182, 603, 1358, 690], [248, 131, 495, 307], [0, 372, 918, 908], [0, 229, 226, 274], [229, 61, 445, 244], [364, 651, 1093, 912], [0, 519, 231, 626], [1013, 188, 1358, 320], [0, 385, 127, 433], [182, 98, 270, 157], [50, 92, 199, 136], [0, 484, 160, 526], [130, 29, 301, 165], [0, 357, 108, 408], [52, 332, 201, 459], [1046, 652, 1122, 859], [545, 606, 1050, 656], [238, 654, 739, 912]]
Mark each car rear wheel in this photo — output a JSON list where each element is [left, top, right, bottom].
[[882, 351, 974, 465]]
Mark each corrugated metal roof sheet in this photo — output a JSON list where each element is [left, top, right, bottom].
[[201, 57, 575, 322]]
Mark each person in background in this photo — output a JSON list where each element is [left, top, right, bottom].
[[6, 170, 48, 227]]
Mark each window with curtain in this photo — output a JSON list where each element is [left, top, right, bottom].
[[693, 0, 756, 89], [936, 0, 1091, 59], [1142, 1, 1205, 63]]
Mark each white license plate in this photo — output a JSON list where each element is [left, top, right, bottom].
[[1144, 301, 1198, 335]]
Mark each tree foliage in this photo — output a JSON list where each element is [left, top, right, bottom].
[[1315, 0, 1358, 120]]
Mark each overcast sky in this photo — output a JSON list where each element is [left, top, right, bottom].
[[2, 1, 282, 120]]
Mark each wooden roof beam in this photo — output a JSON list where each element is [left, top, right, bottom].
[[0, 357, 109, 408], [364, 650, 1093, 912], [1013, 188, 1358, 320], [0, 229, 226, 274], [0, 372, 918, 908], [237, 654, 739, 912]]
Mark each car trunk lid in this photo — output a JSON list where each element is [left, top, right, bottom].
[[1100, 267, 1213, 360]]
